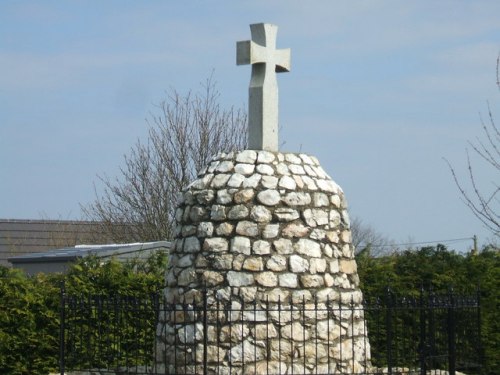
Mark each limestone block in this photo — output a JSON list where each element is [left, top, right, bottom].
[[216, 222, 234, 236], [250, 205, 272, 223], [289, 255, 309, 272], [231, 236, 251, 255], [262, 224, 280, 238], [215, 160, 234, 173], [303, 208, 328, 227], [281, 322, 310, 341], [276, 162, 290, 175], [235, 150, 257, 164], [309, 258, 327, 273], [274, 207, 299, 221], [257, 189, 280, 206], [178, 255, 194, 268], [239, 286, 257, 302], [303, 164, 317, 177], [300, 274, 324, 288], [266, 255, 287, 271], [228, 339, 264, 363], [256, 163, 274, 175], [299, 153, 314, 165], [330, 194, 341, 208], [210, 205, 226, 221], [340, 259, 357, 274], [266, 288, 290, 303], [301, 175, 318, 190], [227, 271, 254, 287], [211, 173, 231, 188], [181, 225, 196, 237], [234, 189, 254, 203], [178, 269, 197, 286], [326, 231, 339, 243], [243, 257, 264, 271], [310, 228, 326, 240], [216, 189, 233, 204], [278, 273, 298, 288], [257, 150, 275, 163], [253, 240, 271, 254], [228, 204, 249, 220], [252, 323, 278, 340], [243, 173, 261, 188], [293, 175, 305, 189], [329, 259, 340, 273], [282, 223, 309, 238], [285, 153, 302, 164], [261, 175, 279, 189], [212, 254, 233, 270], [312, 192, 329, 207], [283, 192, 311, 206], [234, 163, 255, 175], [195, 189, 215, 204], [341, 230, 352, 243], [203, 237, 228, 252], [294, 238, 321, 258], [183, 236, 201, 253], [189, 206, 208, 222], [227, 173, 245, 188], [236, 221, 259, 237], [197, 222, 214, 237], [278, 175, 296, 190], [288, 164, 305, 175], [202, 270, 224, 286], [273, 238, 293, 254], [330, 210, 342, 227], [255, 272, 278, 287], [292, 290, 313, 303]]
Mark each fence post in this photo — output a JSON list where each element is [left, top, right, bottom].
[[448, 288, 456, 375], [59, 281, 66, 375], [385, 286, 393, 375], [203, 288, 208, 375], [419, 286, 426, 375]]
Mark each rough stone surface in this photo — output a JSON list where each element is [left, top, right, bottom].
[[158, 150, 368, 374]]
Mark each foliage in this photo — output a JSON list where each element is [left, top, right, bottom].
[[0, 267, 60, 375], [0, 252, 166, 375], [83, 76, 247, 242], [357, 245, 500, 374]]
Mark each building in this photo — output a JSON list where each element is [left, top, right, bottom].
[[8, 241, 171, 275]]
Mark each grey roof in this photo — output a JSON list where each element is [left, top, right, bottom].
[[8, 241, 171, 264], [0, 218, 111, 266]]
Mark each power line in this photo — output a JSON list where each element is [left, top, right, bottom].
[[367, 236, 473, 249]]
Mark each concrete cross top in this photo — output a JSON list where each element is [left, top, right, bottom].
[[237, 23, 290, 152]]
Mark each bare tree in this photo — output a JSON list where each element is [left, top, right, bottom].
[[82, 76, 247, 242], [350, 217, 395, 256], [446, 57, 500, 237]]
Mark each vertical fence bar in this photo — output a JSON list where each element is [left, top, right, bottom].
[[59, 282, 65, 375], [203, 289, 208, 375], [448, 289, 456, 375], [419, 287, 426, 375], [385, 287, 393, 375]]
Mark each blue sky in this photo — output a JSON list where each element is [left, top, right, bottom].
[[1, 1, 499, 250]]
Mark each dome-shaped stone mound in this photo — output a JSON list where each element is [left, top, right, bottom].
[[157, 149, 370, 374]]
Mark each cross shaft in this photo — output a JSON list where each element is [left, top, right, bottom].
[[237, 23, 290, 151]]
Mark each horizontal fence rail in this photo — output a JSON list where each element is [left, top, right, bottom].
[[60, 288, 482, 375]]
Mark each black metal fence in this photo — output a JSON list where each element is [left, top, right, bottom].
[[59, 287, 482, 375]]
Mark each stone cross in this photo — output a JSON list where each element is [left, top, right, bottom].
[[237, 23, 290, 152]]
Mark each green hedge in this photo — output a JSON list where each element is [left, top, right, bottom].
[[0, 252, 166, 375], [0, 246, 497, 374], [357, 245, 499, 374]]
